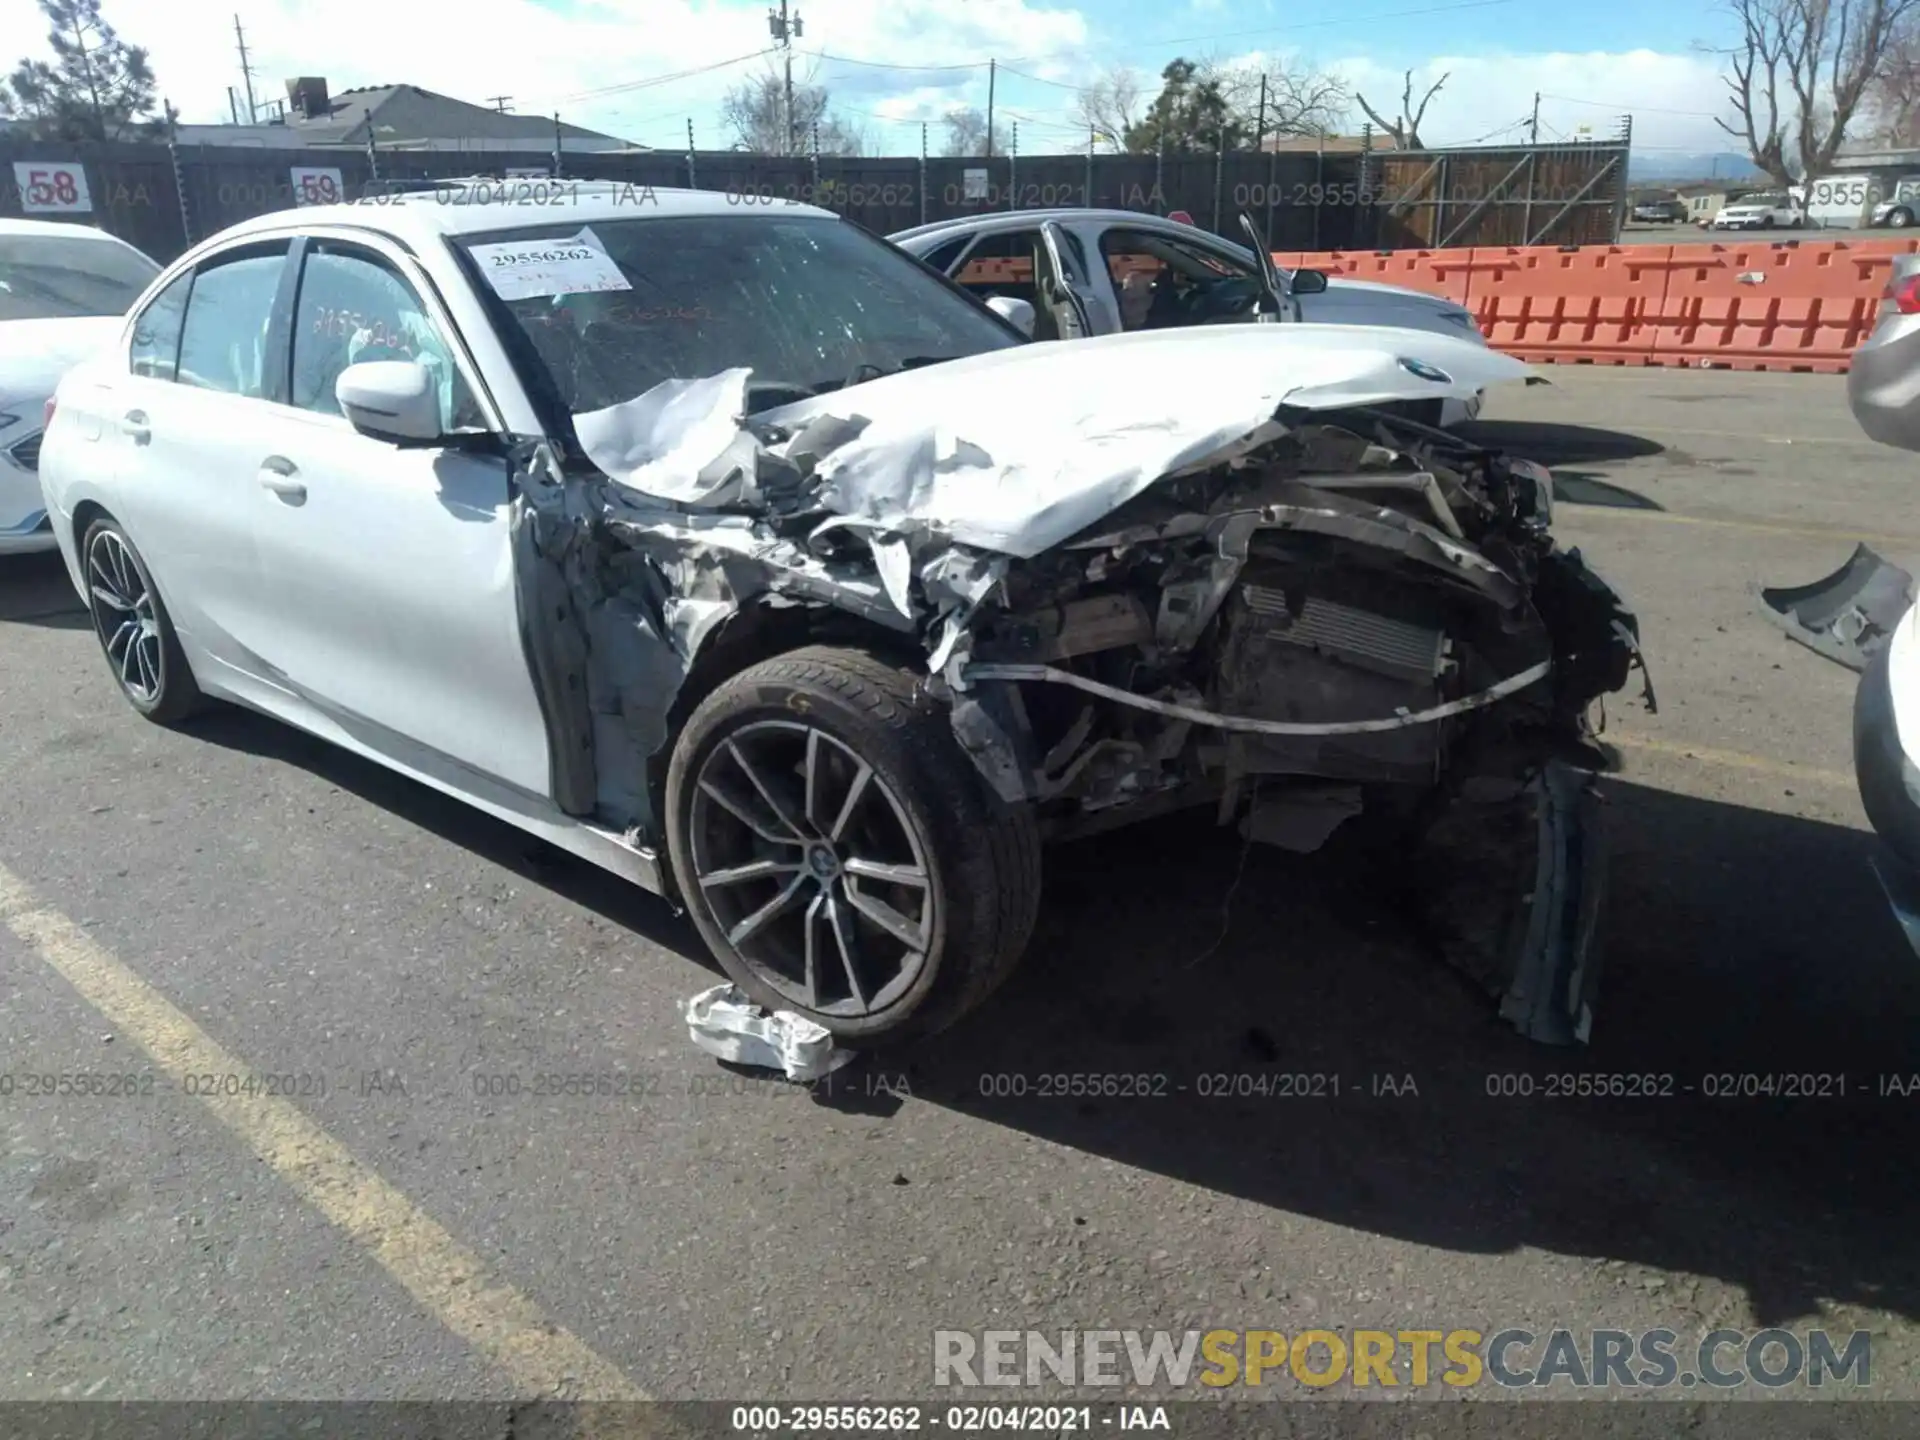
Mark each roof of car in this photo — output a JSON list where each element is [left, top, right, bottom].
[[199, 181, 839, 251], [889, 208, 1232, 245], [0, 216, 141, 243]]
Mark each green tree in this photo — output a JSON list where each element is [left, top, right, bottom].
[[0, 0, 163, 142], [1124, 59, 1251, 154]]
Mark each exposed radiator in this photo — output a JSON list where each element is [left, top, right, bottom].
[[1239, 583, 1446, 685]]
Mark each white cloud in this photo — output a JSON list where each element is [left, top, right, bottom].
[[0, 1, 1745, 160], [1328, 50, 1734, 153], [0, 0, 1085, 147]]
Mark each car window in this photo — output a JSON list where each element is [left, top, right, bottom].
[[129, 270, 192, 381], [290, 244, 482, 431], [1100, 227, 1260, 332], [919, 236, 971, 274], [952, 230, 1041, 307], [175, 246, 290, 399], [950, 229, 1089, 304], [457, 214, 1021, 421], [0, 231, 159, 322]]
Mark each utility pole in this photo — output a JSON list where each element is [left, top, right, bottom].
[[1529, 92, 1540, 145], [768, 2, 803, 156], [227, 86, 240, 125], [489, 95, 513, 113], [233, 14, 257, 125], [984, 59, 997, 161]]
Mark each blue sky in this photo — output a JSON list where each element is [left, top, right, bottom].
[[0, 0, 1744, 158]]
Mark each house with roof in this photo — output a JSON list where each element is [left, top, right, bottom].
[[175, 78, 645, 153]]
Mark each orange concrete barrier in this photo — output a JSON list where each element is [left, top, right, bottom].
[[1651, 240, 1914, 372], [1273, 249, 1475, 305], [1467, 246, 1675, 365], [1273, 237, 1920, 371]]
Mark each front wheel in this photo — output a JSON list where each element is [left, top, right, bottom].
[[664, 646, 1041, 1045], [1890, 207, 1915, 229], [80, 517, 204, 725]]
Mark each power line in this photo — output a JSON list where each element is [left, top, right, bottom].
[[1538, 91, 1724, 119], [802, 0, 1520, 74], [540, 49, 776, 106], [994, 64, 1082, 93]]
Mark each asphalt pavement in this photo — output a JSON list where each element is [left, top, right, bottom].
[[2, 365, 1918, 1414]]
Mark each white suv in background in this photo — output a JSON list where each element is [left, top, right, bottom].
[[1, 218, 160, 553], [1709, 192, 1808, 231]]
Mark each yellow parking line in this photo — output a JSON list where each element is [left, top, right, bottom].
[[1559, 503, 1920, 550], [1609, 732, 1855, 791], [0, 861, 650, 1408]]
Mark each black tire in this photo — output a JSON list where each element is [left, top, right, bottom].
[[664, 645, 1041, 1045], [79, 516, 205, 726], [1891, 208, 1915, 230]]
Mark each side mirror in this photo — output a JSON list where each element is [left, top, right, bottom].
[[1289, 268, 1330, 296], [986, 294, 1036, 337], [336, 360, 443, 444]]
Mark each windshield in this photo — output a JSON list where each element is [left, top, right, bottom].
[[456, 214, 1024, 421], [0, 232, 159, 321]]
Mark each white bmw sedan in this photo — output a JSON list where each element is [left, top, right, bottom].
[[40, 181, 1641, 1049]]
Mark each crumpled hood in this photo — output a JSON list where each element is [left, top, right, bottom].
[[769, 324, 1527, 556], [576, 323, 1531, 560], [0, 316, 124, 404]]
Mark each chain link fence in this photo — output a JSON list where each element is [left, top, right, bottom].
[[0, 138, 1629, 265]]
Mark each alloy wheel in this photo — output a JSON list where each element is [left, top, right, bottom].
[[86, 529, 164, 704], [688, 720, 934, 1017]]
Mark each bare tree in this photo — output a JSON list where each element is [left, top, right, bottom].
[[719, 68, 863, 155], [1718, 0, 1920, 189], [1355, 68, 1449, 149], [1216, 59, 1352, 139], [1073, 65, 1144, 148], [940, 106, 1005, 157], [1863, 13, 1920, 144]]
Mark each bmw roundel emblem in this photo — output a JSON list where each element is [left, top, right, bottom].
[[1398, 356, 1453, 384]]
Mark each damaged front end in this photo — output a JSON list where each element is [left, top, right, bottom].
[[941, 414, 1651, 1043], [511, 340, 1650, 1047]]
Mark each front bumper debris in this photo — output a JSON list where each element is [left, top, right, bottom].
[[1757, 543, 1915, 672]]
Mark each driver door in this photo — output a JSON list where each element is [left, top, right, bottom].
[[1036, 222, 1097, 340], [243, 235, 555, 800], [1096, 224, 1293, 332]]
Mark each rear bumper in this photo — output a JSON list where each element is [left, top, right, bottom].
[[1854, 641, 1920, 870], [1847, 321, 1920, 453], [0, 507, 55, 556], [1850, 641, 1920, 959]]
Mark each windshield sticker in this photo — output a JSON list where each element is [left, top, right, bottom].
[[469, 229, 632, 300]]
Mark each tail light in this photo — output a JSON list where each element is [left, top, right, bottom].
[[43, 396, 56, 429], [1892, 273, 1920, 316]]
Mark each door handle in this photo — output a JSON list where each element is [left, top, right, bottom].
[[258, 456, 306, 504], [121, 410, 150, 445]]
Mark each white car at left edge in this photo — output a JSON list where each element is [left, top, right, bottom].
[[1, 217, 161, 553]]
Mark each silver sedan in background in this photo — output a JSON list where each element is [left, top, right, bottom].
[[889, 208, 1492, 426]]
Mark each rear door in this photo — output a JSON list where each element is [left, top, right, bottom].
[[105, 240, 295, 676], [241, 234, 553, 798]]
